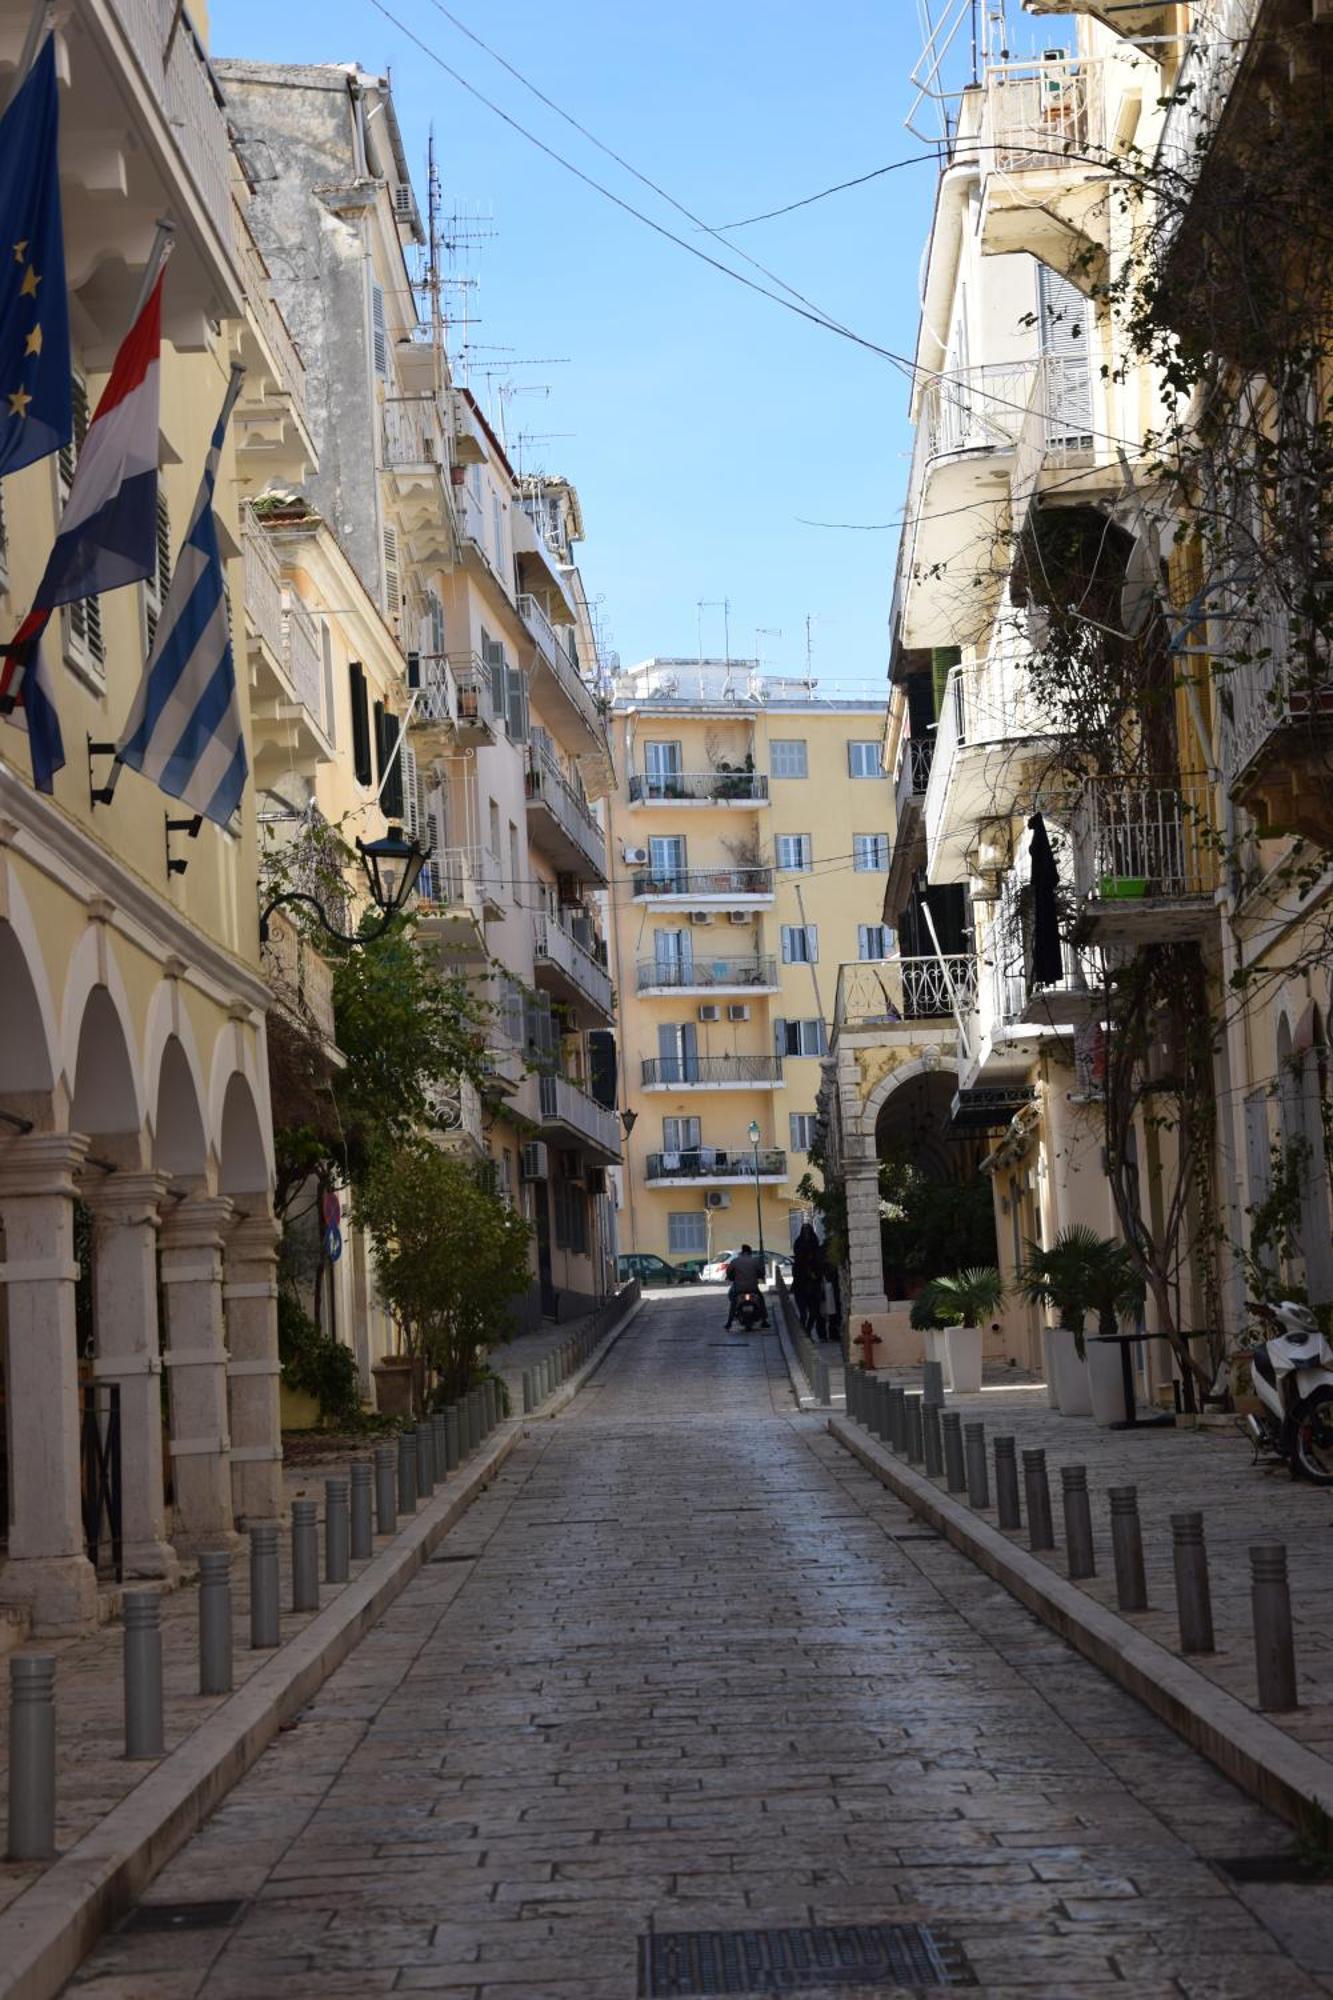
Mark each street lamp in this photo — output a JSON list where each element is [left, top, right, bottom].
[[258, 825, 426, 946], [748, 1118, 766, 1270]]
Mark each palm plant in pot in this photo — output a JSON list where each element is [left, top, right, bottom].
[[917, 1267, 1005, 1394], [1018, 1227, 1144, 1422]]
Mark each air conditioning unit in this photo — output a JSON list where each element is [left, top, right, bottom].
[[585, 1165, 607, 1196], [520, 1141, 549, 1181], [623, 845, 649, 866], [392, 182, 416, 223], [728, 911, 751, 926], [689, 910, 713, 925], [727, 1004, 750, 1022], [697, 1004, 721, 1022], [705, 1189, 731, 1210]]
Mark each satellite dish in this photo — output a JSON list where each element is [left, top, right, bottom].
[[1120, 529, 1160, 638]]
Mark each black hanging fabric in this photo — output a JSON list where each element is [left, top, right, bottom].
[[1028, 812, 1064, 988]]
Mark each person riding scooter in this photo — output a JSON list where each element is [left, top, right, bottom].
[[724, 1243, 769, 1329]]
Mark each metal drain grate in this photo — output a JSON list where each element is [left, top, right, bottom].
[[122, 1900, 246, 1933], [639, 1923, 975, 1994]]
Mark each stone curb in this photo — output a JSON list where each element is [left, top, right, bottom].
[[0, 1423, 522, 2000], [518, 1295, 643, 1421], [771, 1293, 840, 1414], [829, 1413, 1333, 1834]]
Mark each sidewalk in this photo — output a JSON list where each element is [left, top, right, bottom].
[[834, 1363, 1333, 1801]]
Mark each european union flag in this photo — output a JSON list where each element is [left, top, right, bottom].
[[0, 36, 69, 477]]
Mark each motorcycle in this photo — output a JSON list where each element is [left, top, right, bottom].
[[1240, 1300, 1333, 1484], [735, 1288, 768, 1332]]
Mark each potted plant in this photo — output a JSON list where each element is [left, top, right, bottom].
[[909, 1285, 950, 1382], [917, 1267, 1005, 1394], [1018, 1227, 1144, 1422]]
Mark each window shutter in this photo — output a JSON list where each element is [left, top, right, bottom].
[[380, 711, 403, 818], [505, 665, 528, 743], [320, 622, 337, 747], [400, 742, 419, 841], [773, 1018, 787, 1063], [382, 527, 400, 621], [371, 281, 388, 376], [817, 1019, 829, 1056], [349, 661, 372, 785], [373, 697, 385, 783], [808, 925, 819, 963]]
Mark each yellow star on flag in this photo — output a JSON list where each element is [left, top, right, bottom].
[[24, 325, 42, 357], [18, 266, 39, 298], [12, 241, 27, 264], [8, 386, 31, 418]]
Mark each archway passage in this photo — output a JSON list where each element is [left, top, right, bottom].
[[71, 987, 139, 1145], [874, 1071, 996, 1304], [0, 924, 54, 1115], [154, 1037, 208, 1183], [218, 1073, 270, 1197]]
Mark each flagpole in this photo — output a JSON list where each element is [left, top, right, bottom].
[[3, 0, 52, 114], [132, 221, 175, 319]]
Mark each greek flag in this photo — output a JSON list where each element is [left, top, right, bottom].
[[114, 369, 248, 827]]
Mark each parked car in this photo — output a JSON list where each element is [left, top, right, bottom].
[[701, 1250, 792, 1286], [617, 1252, 701, 1287]]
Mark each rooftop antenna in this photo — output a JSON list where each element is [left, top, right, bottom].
[[754, 627, 781, 673], [696, 598, 730, 670], [803, 613, 819, 694]]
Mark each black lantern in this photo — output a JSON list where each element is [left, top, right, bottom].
[[619, 1107, 639, 1139], [259, 823, 426, 946]]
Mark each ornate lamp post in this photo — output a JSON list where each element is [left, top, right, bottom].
[[748, 1119, 766, 1271], [258, 826, 426, 946]]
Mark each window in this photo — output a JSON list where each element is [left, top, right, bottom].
[[371, 281, 388, 376], [554, 1180, 589, 1255], [509, 823, 521, 902], [853, 833, 891, 872], [492, 494, 505, 573], [789, 1113, 816, 1152], [668, 1211, 707, 1255], [648, 835, 687, 890], [425, 589, 446, 661], [776, 833, 812, 873], [770, 739, 807, 779], [143, 491, 172, 653], [776, 1018, 827, 1058], [376, 707, 403, 819], [59, 376, 103, 673], [481, 630, 505, 719], [858, 924, 893, 960], [644, 740, 683, 797], [382, 526, 400, 621], [781, 924, 818, 964], [488, 798, 502, 867], [348, 661, 373, 785], [848, 740, 881, 778], [663, 1117, 701, 1152], [504, 664, 528, 742]]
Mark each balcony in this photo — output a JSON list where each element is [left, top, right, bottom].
[[1071, 775, 1216, 942], [381, 396, 454, 566], [526, 746, 608, 883], [1008, 357, 1101, 551], [636, 955, 778, 996], [538, 1073, 621, 1163], [976, 56, 1112, 287], [886, 733, 933, 918], [640, 1056, 784, 1091], [833, 955, 978, 1031], [627, 769, 769, 808], [244, 521, 333, 781], [645, 1148, 788, 1187], [1155, 1, 1260, 261], [231, 200, 312, 485], [897, 363, 1035, 650], [924, 633, 1054, 884], [533, 913, 614, 1022], [630, 866, 773, 907], [408, 652, 498, 755], [434, 1075, 486, 1157], [1222, 600, 1333, 850], [517, 591, 606, 752], [414, 846, 498, 957], [261, 909, 336, 1047]]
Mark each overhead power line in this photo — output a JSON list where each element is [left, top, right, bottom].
[[714, 155, 940, 231]]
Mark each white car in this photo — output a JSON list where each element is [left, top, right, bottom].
[[701, 1250, 791, 1286]]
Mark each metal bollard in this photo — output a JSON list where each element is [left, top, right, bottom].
[[1023, 1449, 1055, 1551], [994, 1436, 1021, 1531], [922, 1400, 943, 1479], [432, 1413, 449, 1480], [522, 1367, 534, 1415], [416, 1420, 435, 1499], [1250, 1544, 1298, 1711], [964, 1422, 990, 1509], [398, 1430, 418, 1513], [123, 1590, 164, 1760], [250, 1523, 281, 1648], [941, 1411, 966, 1494], [876, 1379, 893, 1446], [444, 1404, 460, 1471], [325, 1478, 350, 1585], [1108, 1486, 1147, 1612], [1171, 1511, 1215, 1654], [374, 1444, 397, 1536], [291, 1498, 320, 1613], [905, 1393, 925, 1466], [7, 1656, 56, 1861], [922, 1359, 945, 1408], [198, 1552, 233, 1696], [1061, 1465, 1095, 1579], [485, 1379, 498, 1430], [350, 1461, 374, 1560]]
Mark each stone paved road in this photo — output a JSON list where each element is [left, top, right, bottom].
[[69, 1295, 1333, 1998]]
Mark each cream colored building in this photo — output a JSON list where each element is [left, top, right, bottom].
[[606, 661, 892, 1267]]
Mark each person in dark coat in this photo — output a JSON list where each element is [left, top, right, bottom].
[[792, 1222, 823, 1333], [1028, 812, 1065, 989]]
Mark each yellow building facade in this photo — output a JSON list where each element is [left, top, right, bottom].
[[606, 662, 892, 1267]]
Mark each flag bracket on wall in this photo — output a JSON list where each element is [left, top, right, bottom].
[[164, 810, 203, 878], [87, 735, 118, 807]]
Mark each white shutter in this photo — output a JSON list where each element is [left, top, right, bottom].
[[382, 527, 400, 620], [773, 1018, 787, 1063], [372, 282, 388, 376], [144, 491, 171, 649], [400, 743, 419, 841]]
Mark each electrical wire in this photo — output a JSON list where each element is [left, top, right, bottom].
[[714, 155, 943, 231]]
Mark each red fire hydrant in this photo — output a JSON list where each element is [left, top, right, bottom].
[[855, 1319, 881, 1372]]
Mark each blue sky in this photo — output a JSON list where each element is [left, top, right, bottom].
[[216, 1, 963, 681]]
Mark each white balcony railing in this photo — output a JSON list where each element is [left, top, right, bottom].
[[1072, 776, 1213, 903], [1156, 0, 1261, 248], [416, 845, 490, 915], [434, 1074, 485, 1151], [280, 588, 325, 732], [533, 913, 613, 1017], [232, 201, 309, 430], [242, 511, 284, 662], [539, 1073, 621, 1159], [526, 747, 607, 877], [119, 0, 235, 254], [920, 361, 1036, 462], [518, 591, 604, 741], [979, 55, 1105, 173], [1010, 357, 1097, 542], [383, 395, 445, 468], [833, 956, 978, 1032]]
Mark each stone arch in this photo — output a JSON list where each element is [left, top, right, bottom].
[[143, 981, 210, 1158], [0, 876, 58, 1123], [207, 1020, 274, 1196], [217, 1071, 270, 1196], [61, 927, 145, 1139], [154, 1036, 209, 1182], [859, 1051, 961, 1146]]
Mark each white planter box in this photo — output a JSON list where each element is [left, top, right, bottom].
[[1087, 1336, 1130, 1426], [944, 1323, 983, 1395], [1049, 1325, 1092, 1416], [924, 1326, 952, 1389]]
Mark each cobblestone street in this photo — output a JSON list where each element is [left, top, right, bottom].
[[69, 1296, 1333, 1998]]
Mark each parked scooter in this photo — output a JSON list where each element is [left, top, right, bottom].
[[735, 1288, 768, 1333], [1240, 1300, 1333, 1483]]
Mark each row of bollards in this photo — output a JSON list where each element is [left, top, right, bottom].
[[6, 1383, 510, 1863], [521, 1324, 604, 1414], [845, 1370, 1302, 1718]]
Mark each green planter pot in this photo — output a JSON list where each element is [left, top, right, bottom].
[[1098, 875, 1148, 900]]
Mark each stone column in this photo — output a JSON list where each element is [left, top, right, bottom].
[[160, 1194, 237, 1554], [0, 1132, 99, 1631], [844, 1152, 889, 1319], [83, 1171, 177, 1583], [224, 1210, 284, 1526]]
